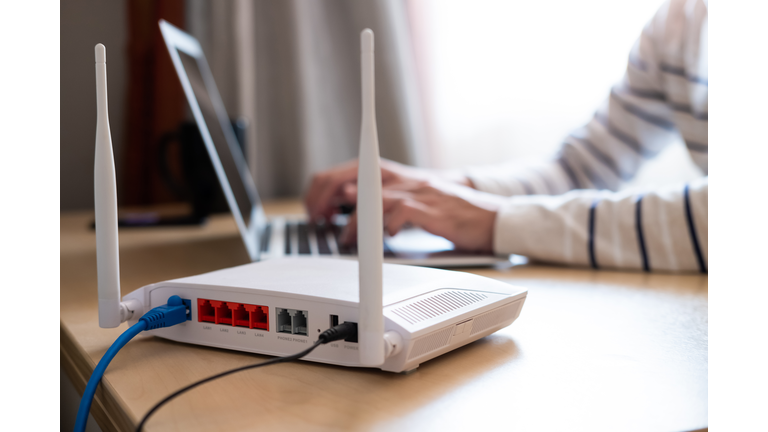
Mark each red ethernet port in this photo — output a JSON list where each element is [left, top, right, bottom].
[[229, 303, 249, 328], [198, 299, 215, 323], [209, 300, 233, 325], [245, 304, 269, 331]]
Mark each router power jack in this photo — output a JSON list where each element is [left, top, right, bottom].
[[318, 322, 357, 344]]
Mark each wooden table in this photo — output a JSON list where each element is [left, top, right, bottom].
[[61, 201, 707, 432]]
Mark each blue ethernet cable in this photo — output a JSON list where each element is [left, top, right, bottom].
[[74, 295, 189, 432]]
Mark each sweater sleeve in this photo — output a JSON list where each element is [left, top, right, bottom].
[[493, 177, 707, 272], [464, 0, 708, 273]]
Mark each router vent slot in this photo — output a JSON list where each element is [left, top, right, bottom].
[[469, 301, 522, 336], [392, 291, 488, 325], [407, 326, 455, 361]]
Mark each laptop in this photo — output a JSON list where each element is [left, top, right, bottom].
[[159, 20, 511, 268]]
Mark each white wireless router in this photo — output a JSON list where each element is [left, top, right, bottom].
[[94, 32, 527, 373]]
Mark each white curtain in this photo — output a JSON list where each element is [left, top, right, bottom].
[[186, 0, 429, 199]]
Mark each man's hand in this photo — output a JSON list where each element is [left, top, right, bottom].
[[304, 158, 473, 222], [338, 180, 504, 253]]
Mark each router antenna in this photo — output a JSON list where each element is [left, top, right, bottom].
[[357, 29, 385, 366], [94, 44, 140, 328]]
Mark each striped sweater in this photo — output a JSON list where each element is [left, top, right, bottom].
[[466, 0, 708, 273]]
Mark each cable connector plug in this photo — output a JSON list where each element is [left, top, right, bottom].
[[75, 295, 190, 432], [318, 321, 358, 344], [139, 295, 189, 330]]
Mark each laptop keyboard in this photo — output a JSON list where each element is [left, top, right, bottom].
[[279, 221, 351, 256], [273, 221, 393, 257]]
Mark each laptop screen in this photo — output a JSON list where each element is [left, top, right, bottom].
[[177, 51, 255, 227]]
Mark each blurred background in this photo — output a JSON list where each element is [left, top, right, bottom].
[[61, 0, 701, 212]]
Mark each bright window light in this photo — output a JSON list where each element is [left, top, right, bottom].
[[417, 0, 701, 188]]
